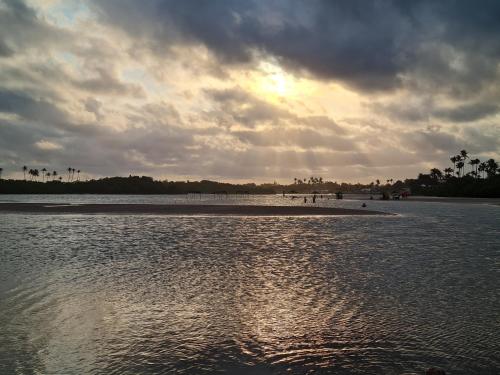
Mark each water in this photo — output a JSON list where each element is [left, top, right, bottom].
[[1, 195, 499, 374]]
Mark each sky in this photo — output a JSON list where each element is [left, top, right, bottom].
[[0, 0, 499, 183]]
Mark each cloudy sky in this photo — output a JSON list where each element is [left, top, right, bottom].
[[1, 0, 499, 182]]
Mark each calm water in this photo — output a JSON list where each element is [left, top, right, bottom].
[[1, 195, 499, 374]]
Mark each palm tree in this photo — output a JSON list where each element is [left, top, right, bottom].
[[456, 161, 464, 177], [478, 162, 487, 179], [72, 168, 76, 181], [0, 167, 3, 180], [41, 168, 47, 182], [77, 170, 81, 181], [23, 165, 27, 181], [52, 171, 57, 181], [46, 172, 51, 181], [460, 150, 469, 174], [486, 159, 498, 177], [468, 158, 480, 178], [430, 168, 443, 181], [444, 167, 453, 179], [33, 169, 39, 182], [67, 167, 72, 182], [59, 176, 63, 182], [450, 156, 457, 175]]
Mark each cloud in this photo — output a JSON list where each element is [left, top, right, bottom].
[[0, 0, 499, 182], [0, 89, 69, 125], [90, 0, 500, 94], [35, 139, 62, 150], [434, 103, 500, 123]]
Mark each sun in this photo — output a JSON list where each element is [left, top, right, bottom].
[[255, 62, 295, 99], [260, 71, 290, 97], [270, 72, 287, 96], [241, 61, 317, 105]]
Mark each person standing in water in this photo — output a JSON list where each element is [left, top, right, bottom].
[[313, 194, 316, 203], [304, 196, 307, 203]]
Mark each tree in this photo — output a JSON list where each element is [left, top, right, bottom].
[[444, 167, 453, 178], [41, 168, 47, 182], [486, 159, 498, 177], [456, 161, 464, 177], [469, 158, 480, 178], [478, 162, 487, 179], [68, 167, 72, 182], [450, 156, 458, 175], [77, 170, 81, 181], [0, 167, 3, 179], [52, 171, 57, 181], [23, 165, 27, 181], [459, 150, 469, 174], [430, 168, 443, 181]]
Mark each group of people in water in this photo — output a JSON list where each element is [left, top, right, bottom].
[[284, 191, 368, 208], [287, 193, 321, 203]]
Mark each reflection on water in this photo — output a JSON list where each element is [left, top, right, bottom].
[[0, 197, 499, 374]]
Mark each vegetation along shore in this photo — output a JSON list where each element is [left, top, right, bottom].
[[1, 150, 499, 197]]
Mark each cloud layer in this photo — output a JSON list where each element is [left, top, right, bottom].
[[0, 0, 499, 182]]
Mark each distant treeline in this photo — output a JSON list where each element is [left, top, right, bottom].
[[0, 177, 274, 194], [1, 149, 499, 197], [0, 176, 384, 195], [406, 150, 500, 198]]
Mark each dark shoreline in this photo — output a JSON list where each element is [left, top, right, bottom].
[[0, 203, 390, 216]]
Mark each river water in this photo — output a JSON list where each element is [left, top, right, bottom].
[[0, 195, 499, 374]]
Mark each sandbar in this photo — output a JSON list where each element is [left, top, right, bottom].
[[0, 203, 390, 216]]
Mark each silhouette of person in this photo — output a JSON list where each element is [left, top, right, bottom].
[[313, 194, 316, 203], [304, 197, 307, 203]]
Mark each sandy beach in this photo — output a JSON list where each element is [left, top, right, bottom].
[[0, 203, 389, 216]]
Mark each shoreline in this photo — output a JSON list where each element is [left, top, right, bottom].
[[0, 203, 390, 216], [399, 196, 500, 205]]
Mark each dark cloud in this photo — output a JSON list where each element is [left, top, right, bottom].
[[371, 98, 500, 124], [0, 89, 69, 125], [0, 0, 70, 55], [91, 0, 500, 93], [0, 39, 13, 57], [434, 103, 500, 123]]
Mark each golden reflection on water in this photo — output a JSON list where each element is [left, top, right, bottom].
[[230, 220, 348, 369], [3, 211, 500, 374]]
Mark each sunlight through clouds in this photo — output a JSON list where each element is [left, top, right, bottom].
[[0, 0, 499, 182]]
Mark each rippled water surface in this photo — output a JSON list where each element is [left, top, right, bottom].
[[1, 195, 499, 374]]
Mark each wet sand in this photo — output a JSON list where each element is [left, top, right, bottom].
[[403, 196, 500, 205], [0, 203, 389, 216], [350, 194, 500, 205]]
